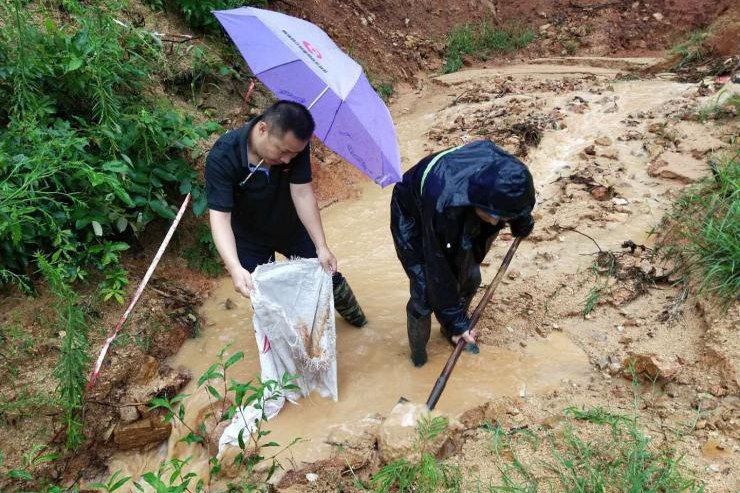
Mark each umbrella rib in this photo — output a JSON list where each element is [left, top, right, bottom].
[[319, 100, 344, 143], [307, 86, 330, 110], [254, 58, 301, 77]]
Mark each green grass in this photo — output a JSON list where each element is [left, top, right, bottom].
[[371, 415, 462, 492], [671, 30, 709, 68], [563, 39, 580, 56], [372, 452, 462, 493], [444, 22, 535, 74], [484, 408, 704, 492], [374, 81, 395, 103], [582, 252, 617, 317], [697, 90, 740, 123], [661, 151, 739, 305], [582, 285, 602, 316]]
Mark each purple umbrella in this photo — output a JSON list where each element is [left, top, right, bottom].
[[214, 7, 401, 187]]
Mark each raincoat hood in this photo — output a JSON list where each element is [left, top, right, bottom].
[[421, 140, 535, 219]]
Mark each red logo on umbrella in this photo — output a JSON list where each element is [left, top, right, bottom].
[[302, 40, 323, 59]]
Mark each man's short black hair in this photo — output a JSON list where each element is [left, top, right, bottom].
[[258, 100, 315, 141]]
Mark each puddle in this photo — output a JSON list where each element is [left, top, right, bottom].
[[701, 439, 732, 461]]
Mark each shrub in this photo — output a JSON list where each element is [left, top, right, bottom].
[[0, 0, 219, 288]]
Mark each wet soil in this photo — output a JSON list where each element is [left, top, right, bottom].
[[96, 60, 739, 492]]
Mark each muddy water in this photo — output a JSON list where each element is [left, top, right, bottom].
[[109, 185, 592, 487], [105, 64, 646, 487]]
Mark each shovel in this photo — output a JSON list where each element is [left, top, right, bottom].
[[425, 237, 522, 410]]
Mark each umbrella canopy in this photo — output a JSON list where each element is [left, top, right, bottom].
[[214, 7, 401, 187]]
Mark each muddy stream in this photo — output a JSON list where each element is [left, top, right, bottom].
[[108, 62, 704, 488]]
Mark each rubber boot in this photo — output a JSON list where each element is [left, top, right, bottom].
[[332, 272, 368, 327], [407, 308, 431, 367]]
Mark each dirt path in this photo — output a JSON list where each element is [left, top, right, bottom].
[[104, 60, 738, 491], [407, 62, 739, 492]]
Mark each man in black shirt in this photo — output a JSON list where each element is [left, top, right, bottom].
[[206, 101, 367, 327]]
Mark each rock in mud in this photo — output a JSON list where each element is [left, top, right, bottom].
[[603, 102, 619, 113], [619, 130, 642, 141], [622, 353, 682, 380], [647, 152, 707, 183], [192, 399, 233, 455], [590, 185, 614, 201], [647, 122, 664, 133], [132, 355, 159, 384], [457, 397, 526, 429], [326, 414, 382, 469], [646, 143, 665, 159], [377, 401, 459, 464], [677, 134, 726, 156], [600, 148, 619, 160], [612, 197, 629, 206], [594, 136, 612, 146], [125, 365, 191, 416], [118, 405, 140, 424], [208, 420, 230, 456], [113, 415, 172, 450]]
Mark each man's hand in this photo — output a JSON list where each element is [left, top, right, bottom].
[[509, 214, 534, 238], [452, 328, 477, 345], [229, 266, 254, 298], [317, 246, 337, 274]]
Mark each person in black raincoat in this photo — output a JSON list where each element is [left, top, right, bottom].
[[390, 140, 536, 367]]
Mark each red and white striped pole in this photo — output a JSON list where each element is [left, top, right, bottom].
[[87, 194, 191, 389]]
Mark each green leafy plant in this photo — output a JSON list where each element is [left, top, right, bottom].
[[100, 266, 129, 304], [225, 372, 301, 487], [0, 0, 219, 289], [5, 444, 58, 483], [134, 457, 205, 493], [91, 470, 131, 493], [146, 346, 300, 489], [149, 393, 206, 446], [373, 81, 395, 103], [147, 0, 268, 33], [37, 254, 89, 449]]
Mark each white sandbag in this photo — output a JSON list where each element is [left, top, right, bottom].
[[218, 258, 337, 453]]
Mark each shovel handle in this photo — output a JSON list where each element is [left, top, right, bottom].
[[425, 237, 522, 410]]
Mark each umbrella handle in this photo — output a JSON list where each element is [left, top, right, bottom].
[[425, 237, 522, 410]]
